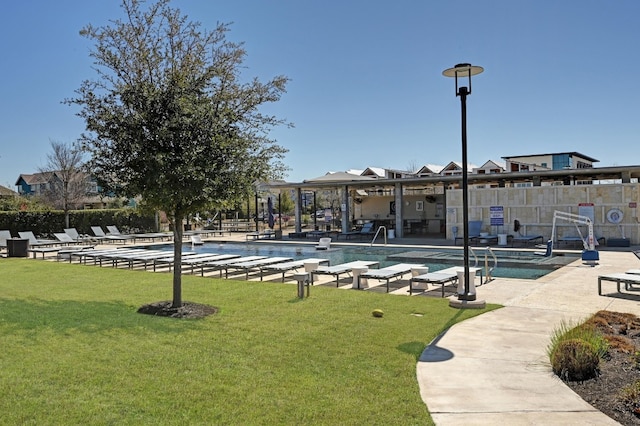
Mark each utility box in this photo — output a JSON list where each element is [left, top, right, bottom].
[[7, 238, 29, 257]]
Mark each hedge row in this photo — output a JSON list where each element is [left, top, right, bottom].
[[0, 209, 157, 238]]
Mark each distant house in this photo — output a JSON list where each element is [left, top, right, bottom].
[[361, 167, 414, 179], [502, 152, 598, 172], [473, 160, 505, 175], [440, 161, 479, 176], [415, 164, 444, 177], [15, 173, 53, 196], [15, 171, 105, 209]]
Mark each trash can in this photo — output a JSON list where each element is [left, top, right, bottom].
[[7, 238, 29, 257], [498, 234, 508, 246], [388, 229, 395, 239]]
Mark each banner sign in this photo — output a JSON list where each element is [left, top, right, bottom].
[[490, 206, 504, 226]]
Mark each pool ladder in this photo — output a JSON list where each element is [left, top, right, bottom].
[[370, 226, 387, 246], [470, 246, 498, 284]]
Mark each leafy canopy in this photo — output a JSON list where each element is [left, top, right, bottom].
[[67, 0, 290, 221]]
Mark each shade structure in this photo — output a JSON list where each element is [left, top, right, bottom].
[[267, 197, 275, 229]]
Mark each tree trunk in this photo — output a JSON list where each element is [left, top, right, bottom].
[[171, 214, 184, 308]]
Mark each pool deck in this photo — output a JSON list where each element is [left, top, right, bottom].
[[34, 231, 640, 424]]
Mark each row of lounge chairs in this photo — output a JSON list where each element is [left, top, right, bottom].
[[13, 234, 482, 296], [52, 246, 467, 295]]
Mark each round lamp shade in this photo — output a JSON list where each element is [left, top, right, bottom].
[[443, 63, 484, 78]]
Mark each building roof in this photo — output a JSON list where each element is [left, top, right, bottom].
[[15, 172, 53, 186], [0, 184, 17, 197], [502, 152, 599, 163], [303, 171, 376, 183]]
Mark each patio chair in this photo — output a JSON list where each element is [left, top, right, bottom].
[[337, 222, 375, 240], [64, 227, 95, 243], [191, 235, 204, 246], [91, 226, 134, 243], [534, 240, 553, 257], [315, 237, 331, 250], [454, 220, 483, 245], [18, 231, 59, 246], [54, 232, 76, 244]]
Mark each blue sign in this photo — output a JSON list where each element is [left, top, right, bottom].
[[490, 206, 504, 226]]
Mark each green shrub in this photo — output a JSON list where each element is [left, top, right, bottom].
[[547, 319, 609, 382], [550, 338, 600, 381]]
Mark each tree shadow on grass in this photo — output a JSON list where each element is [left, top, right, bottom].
[[0, 297, 209, 334]]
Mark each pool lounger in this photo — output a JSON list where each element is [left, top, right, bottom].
[[260, 258, 330, 282], [147, 252, 231, 272], [311, 260, 380, 287], [357, 263, 426, 292], [598, 273, 640, 295], [126, 251, 200, 271], [409, 267, 483, 297], [224, 257, 293, 279], [103, 250, 175, 269], [28, 245, 95, 260], [179, 254, 242, 274], [199, 256, 267, 277], [88, 249, 169, 268], [72, 248, 146, 265]]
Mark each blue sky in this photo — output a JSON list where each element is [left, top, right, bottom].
[[1, 1, 639, 189]]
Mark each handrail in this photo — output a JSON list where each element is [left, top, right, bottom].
[[468, 246, 479, 268], [370, 226, 387, 246], [483, 246, 498, 284]]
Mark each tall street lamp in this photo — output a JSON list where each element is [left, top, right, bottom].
[[443, 63, 484, 306]]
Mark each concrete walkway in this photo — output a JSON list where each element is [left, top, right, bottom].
[[417, 250, 640, 425]]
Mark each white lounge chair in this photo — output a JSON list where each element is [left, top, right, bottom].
[[180, 254, 241, 274], [598, 273, 640, 295], [199, 255, 268, 277], [409, 266, 483, 297], [315, 238, 331, 250], [311, 260, 381, 287], [260, 258, 330, 282], [224, 256, 293, 279], [356, 263, 426, 292]]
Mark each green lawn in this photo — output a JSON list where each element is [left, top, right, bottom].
[[0, 258, 499, 425]]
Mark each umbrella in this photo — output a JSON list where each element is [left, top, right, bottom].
[[267, 197, 275, 229]]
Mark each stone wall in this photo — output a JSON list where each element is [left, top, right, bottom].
[[445, 183, 640, 244]]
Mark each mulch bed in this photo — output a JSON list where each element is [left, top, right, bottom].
[[137, 301, 218, 319], [563, 310, 640, 425]]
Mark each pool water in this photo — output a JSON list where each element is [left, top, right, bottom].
[[157, 242, 579, 280]]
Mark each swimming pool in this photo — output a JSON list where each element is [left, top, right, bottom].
[[154, 242, 579, 280]]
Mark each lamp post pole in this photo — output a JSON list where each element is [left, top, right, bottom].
[[443, 63, 483, 302]]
